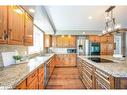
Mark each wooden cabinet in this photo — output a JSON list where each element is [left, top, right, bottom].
[[0, 6, 8, 44], [27, 76, 38, 89], [16, 80, 27, 89], [89, 35, 100, 42], [69, 36, 76, 47], [56, 54, 77, 67], [44, 34, 51, 47], [8, 6, 25, 45], [100, 36, 107, 43], [56, 36, 63, 47], [54, 35, 76, 48], [38, 65, 44, 89], [101, 43, 114, 55], [24, 12, 33, 46], [77, 57, 114, 89], [27, 70, 38, 89], [78, 58, 93, 89], [0, 6, 33, 45], [95, 68, 114, 89], [52, 36, 57, 47]]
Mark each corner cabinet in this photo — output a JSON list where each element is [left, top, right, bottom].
[[24, 13, 33, 46], [0, 6, 8, 44], [8, 6, 25, 45]]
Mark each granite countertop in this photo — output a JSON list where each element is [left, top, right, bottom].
[[78, 55, 127, 78], [0, 53, 55, 89]]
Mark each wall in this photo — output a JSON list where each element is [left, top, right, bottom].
[[55, 30, 101, 35], [0, 45, 28, 67]]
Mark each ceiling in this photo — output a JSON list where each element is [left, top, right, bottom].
[[44, 6, 127, 34], [23, 6, 127, 35]]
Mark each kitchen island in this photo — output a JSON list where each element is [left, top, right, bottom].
[[78, 56, 127, 89]]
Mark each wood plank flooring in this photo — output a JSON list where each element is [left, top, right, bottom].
[[46, 67, 86, 89]]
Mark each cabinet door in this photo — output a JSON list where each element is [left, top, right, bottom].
[[100, 43, 107, 55], [62, 36, 69, 48], [24, 13, 33, 46], [27, 77, 38, 89], [69, 36, 76, 47], [8, 6, 25, 45], [69, 54, 77, 66], [101, 36, 107, 43], [16, 80, 27, 89], [52, 36, 56, 47], [107, 36, 114, 43], [56, 36, 63, 47], [0, 6, 7, 44], [44, 34, 51, 47], [107, 44, 114, 55]]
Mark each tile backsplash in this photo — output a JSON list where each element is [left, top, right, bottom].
[[0, 45, 28, 67]]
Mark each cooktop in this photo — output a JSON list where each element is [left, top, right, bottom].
[[87, 57, 114, 63]]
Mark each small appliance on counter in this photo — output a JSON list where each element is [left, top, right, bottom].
[[67, 48, 76, 53]]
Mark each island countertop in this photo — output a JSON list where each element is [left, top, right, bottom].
[[78, 55, 127, 78], [0, 53, 55, 89]]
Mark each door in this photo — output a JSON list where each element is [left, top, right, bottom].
[[0, 6, 7, 44], [24, 13, 33, 46], [8, 6, 25, 45]]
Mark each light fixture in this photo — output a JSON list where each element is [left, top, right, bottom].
[[88, 16, 92, 20], [29, 8, 35, 13], [83, 32, 86, 35], [102, 6, 122, 35], [14, 9, 23, 14]]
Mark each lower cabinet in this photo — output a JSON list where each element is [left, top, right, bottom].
[[56, 54, 77, 67], [16, 55, 56, 89], [78, 58, 94, 89], [16, 80, 27, 89], [95, 68, 114, 89], [77, 57, 115, 89]]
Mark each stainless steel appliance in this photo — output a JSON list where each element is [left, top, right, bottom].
[[77, 37, 100, 56], [44, 59, 50, 87]]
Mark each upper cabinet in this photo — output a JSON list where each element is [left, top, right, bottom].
[[8, 6, 25, 45], [89, 35, 100, 42], [24, 12, 33, 46], [0, 6, 7, 44], [44, 34, 51, 48], [0, 6, 33, 46], [52, 35, 76, 48]]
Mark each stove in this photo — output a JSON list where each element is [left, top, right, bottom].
[[87, 57, 114, 63]]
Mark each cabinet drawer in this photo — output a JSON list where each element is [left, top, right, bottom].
[[27, 70, 38, 86], [27, 77, 38, 89], [82, 71, 93, 89], [95, 69, 114, 89], [16, 80, 27, 89]]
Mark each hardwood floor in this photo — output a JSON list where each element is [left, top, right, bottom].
[[46, 67, 86, 89]]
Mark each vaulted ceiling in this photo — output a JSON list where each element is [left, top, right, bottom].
[[23, 6, 127, 35], [45, 6, 127, 34]]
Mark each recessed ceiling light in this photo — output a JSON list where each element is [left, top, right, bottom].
[[29, 8, 35, 13], [88, 16, 92, 20], [83, 32, 86, 35]]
